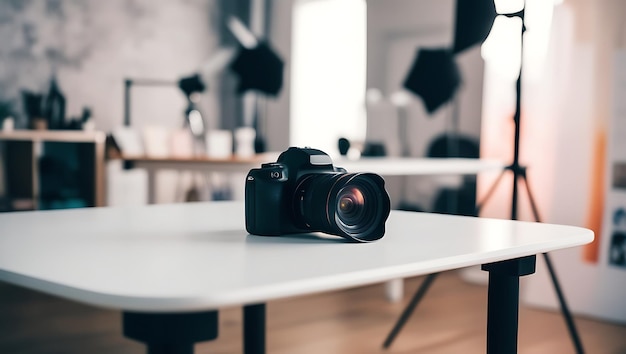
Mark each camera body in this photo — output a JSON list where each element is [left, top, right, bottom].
[[245, 147, 391, 242]]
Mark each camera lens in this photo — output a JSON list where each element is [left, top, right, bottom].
[[339, 193, 358, 215], [336, 185, 371, 233], [294, 173, 391, 242]]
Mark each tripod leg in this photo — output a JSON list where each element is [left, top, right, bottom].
[[542, 253, 585, 354], [476, 169, 507, 215], [519, 173, 542, 223], [520, 174, 585, 354], [382, 273, 439, 349]]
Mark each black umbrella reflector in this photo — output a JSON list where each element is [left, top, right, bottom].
[[453, 0, 497, 54], [230, 42, 284, 96], [403, 48, 461, 114]]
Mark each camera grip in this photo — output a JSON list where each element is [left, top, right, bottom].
[[245, 171, 285, 235]]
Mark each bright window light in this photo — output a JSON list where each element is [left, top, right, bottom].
[[481, 15, 523, 81], [290, 0, 367, 157], [481, 0, 556, 82], [494, 0, 524, 14], [524, 0, 555, 80]]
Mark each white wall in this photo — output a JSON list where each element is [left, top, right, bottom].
[[0, 0, 226, 206], [265, 0, 294, 152], [0, 0, 221, 132], [504, 0, 626, 323], [366, 0, 484, 147], [267, 0, 485, 159]]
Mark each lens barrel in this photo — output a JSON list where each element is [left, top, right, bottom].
[[294, 173, 391, 242]]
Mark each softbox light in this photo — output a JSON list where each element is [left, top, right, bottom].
[[403, 48, 461, 114], [453, 0, 497, 54], [229, 41, 284, 96], [178, 74, 206, 97]]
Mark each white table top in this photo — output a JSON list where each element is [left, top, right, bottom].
[[0, 202, 592, 313]]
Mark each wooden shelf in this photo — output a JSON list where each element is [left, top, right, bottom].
[[0, 130, 106, 143]]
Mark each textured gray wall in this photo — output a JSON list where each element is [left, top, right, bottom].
[[0, 0, 222, 131], [265, 0, 292, 152]]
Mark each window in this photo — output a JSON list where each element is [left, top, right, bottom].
[[290, 0, 367, 156]]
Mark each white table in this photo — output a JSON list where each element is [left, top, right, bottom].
[[0, 202, 592, 353], [123, 155, 504, 298]]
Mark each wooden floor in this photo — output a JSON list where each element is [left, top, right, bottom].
[[1, 271, 624, 353]]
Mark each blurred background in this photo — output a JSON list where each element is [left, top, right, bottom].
[[0, 0, 625, 352]]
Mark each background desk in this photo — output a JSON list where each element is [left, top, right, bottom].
[[0, 202, 592, 353], [121, 155, 504, 204]]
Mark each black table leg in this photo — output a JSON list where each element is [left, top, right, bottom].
[[482, 255, 536, 354], [122, 311, 218, 354], [244, 303, 266, 354]]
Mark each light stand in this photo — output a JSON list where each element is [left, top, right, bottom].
[[383, 7, 585, 354], [475, 9, 584, 353], [123, 77, 208, 156]]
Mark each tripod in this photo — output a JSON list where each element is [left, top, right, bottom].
[[382, 8, 585, 354]]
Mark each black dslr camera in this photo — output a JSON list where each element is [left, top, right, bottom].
[[245, 147, 391, 242]]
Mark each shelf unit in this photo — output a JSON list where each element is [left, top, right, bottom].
[[0, 130, 107, 210]]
